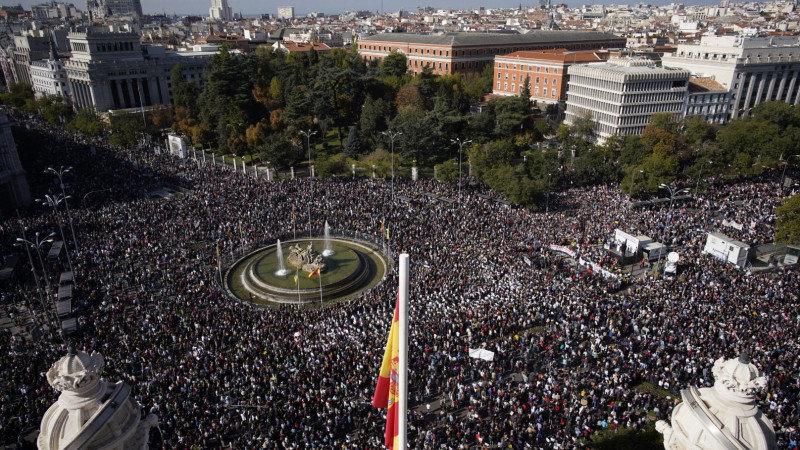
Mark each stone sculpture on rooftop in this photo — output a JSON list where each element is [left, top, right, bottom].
[[656, 351, 776, 450]]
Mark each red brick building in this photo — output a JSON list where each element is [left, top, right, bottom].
[[357, 31, 625, 76], [493, 48, 613, 104]]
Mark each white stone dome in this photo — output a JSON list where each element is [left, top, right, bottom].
[[37, 348, 157, 450], [657, 352, 776, 450]]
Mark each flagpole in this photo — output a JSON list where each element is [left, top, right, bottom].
[[318, 270, 323, 306], [397, 253, 409, 449]]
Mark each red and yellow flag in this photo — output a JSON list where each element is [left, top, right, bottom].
[[373, 297, 400, 449], [308, 267, 321, 278]]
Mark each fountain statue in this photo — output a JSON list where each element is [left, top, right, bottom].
[[287, 242, 327, 273], [274, 240, 290, 277], [323, 221, 335, 257]]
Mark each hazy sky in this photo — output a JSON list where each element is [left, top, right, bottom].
[[16, 0, 718, 18]]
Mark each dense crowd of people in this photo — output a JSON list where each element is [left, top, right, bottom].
[[1, 112, 799, 449]]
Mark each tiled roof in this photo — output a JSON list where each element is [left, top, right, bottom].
[[360, 30, 622, 46]]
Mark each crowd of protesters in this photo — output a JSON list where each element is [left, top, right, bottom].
[[1, 112, 799, 449]]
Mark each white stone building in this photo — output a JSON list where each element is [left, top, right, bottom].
[[662, 35, 800, 119], [64, 26, 212, 113], [277, 6, 295, 20], [657, 352, 776, 450], [85, 0, 143, 19], [38, 348, 158, 449], [564, 57, 690, 143], [209, 0, 233, 22], [30, 40, 72, 100]]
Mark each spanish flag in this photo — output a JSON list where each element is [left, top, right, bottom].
[[373, 296, 400, 449], [308, 267, 321, 278]]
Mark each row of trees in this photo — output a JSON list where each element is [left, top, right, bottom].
[[3, 46, 800, 218]]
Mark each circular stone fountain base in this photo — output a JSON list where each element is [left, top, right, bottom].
[[224, 238, 388, 306]]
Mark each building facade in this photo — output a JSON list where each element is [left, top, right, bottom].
[[564, 57, 690, 143], [12, 31, 52, 86], [0, 108, 31, 214], [30, 39, 71, 100], [357, 31, 625, 76], [64, 27, 211, 113], [209, 0, 233, 22], [493, 49, 612, 105], [85, 0, 143, 19], [662, 35, 800, 119], [684, 76, 730, 124], [277, 6, 295, 20]]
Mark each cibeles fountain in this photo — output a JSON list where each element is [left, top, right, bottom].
[[656, 351, 776, 450], [224, 226, 388, 306]]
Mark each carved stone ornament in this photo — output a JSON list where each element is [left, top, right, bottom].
[[287, 242, 327, 273], [46, 349, 105, 392]]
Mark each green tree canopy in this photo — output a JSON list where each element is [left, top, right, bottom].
[[775, 194, 800, 244]]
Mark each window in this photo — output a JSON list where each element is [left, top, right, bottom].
[[504, 82, 508, 90], [544, 78, 548, 85], [535, 77, 540, 83], [553, 79, 557, 86], [497, 73, 501, 79], [511, 83, 516, 92], [551, 89, 556, 97], [497, 81, 501, 89]]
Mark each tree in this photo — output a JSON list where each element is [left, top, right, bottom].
[[647, 112, 680, 134], [396, 84, 424, 111], [259, 132, 297, 168], [775, 194, 800, 244], [380, 51, 408, 78], [35, 95, 72, 125], [1, 83, 35, 110], [491, 95, 531, 138], [520, 75, 531, 99], [171, 65, 198, 115], [67, 107, 105, 136], [108, 112, 144, 147], [435, 158, 458, 183], [557, 111, 594, 160], [343, 126, 365, 158], [681, 115, 716, 147]]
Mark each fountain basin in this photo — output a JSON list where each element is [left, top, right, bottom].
[[224, 238, 388, 306]]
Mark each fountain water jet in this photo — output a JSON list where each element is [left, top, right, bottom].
[[275, 239, 290, 276], [322, 221, 335, 257]]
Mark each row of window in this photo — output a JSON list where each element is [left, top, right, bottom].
[[496, 62, 559, 74], [497, 81, 557, 98], [498, 71, 558, 86]]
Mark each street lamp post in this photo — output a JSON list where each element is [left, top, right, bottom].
[[299, 130, 317, 178], [45, 166, 77, 252], [546, 172, 552, 213], [16, 228, 51, 329], [382, 131, 403, 202], [695, 160, 713, 197], [16, 232, 57, 329], [657, 183, 691, 273], [451, 138, 472, 203], [37, 194, 74, 275]]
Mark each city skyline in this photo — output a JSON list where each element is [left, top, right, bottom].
[[11, 0, 725, 18]]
